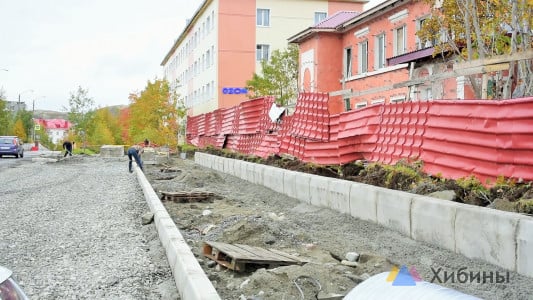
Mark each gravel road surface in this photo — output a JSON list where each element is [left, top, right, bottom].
[[0, 156, 178, 299], [2, 155, 533, 300]]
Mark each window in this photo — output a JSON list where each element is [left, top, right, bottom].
[[375, 34, 386, 69], [211, 81, 215, 96], [390, 95, 405, 103], [394, 25, 406, 56], [344, 98, 351, 111], [206, 16, 211, 34], [211, 11, 215, 29], [206, 49, 211, 67], [211, 46, 215, 66], [425, 87, 433, 100], [344, 47, 352, 78], [314, 12, 327, 24], [417, 18, 441, 49], [257, 9, 270, 26], [256, 44, 270, 61], [356, 102, 367, 109], [358, 40, 368, 73]]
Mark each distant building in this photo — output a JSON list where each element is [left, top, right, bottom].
[[35, 119, 72, 144], [161, 0, 367, 116], [4, 101, 27, 114]]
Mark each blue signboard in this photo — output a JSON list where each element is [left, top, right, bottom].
[[222, 87, 248, 95]]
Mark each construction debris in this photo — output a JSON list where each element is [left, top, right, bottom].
[[160, 191, 216, 203], [202, 241, 303, 272]]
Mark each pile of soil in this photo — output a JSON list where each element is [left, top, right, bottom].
[[144, 155, 533, 300], [203, 147, 533, 215]]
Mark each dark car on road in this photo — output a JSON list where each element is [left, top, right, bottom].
[[0, 136, 24, 158]]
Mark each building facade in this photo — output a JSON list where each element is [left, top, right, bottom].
[[161, 0, 367, 116], [35, 119, 72, 144], [289, 0, 476, 114]]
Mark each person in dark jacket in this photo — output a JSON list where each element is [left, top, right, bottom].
[[62, 140, 73, 157], [127, 140, 149, 173]]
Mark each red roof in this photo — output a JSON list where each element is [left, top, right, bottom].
[[314, 11, 359, 29], [35, 118, 72, 129]]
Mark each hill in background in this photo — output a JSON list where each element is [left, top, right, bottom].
[[34, 105, 127, 120]]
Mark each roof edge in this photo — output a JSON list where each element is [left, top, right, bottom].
[[161, 0, 212, 66]]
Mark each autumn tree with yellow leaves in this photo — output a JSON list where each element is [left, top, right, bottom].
[[128, 78, 184, 148], [417, 0, 533, 99]]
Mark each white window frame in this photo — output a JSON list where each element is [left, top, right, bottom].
[[256, 44, 270, 61], [314, 12, 327, 24], [394, 25, 406, 56], [371, 98, 385, 105], [358, 40, 368, 74], [356, 101, 367, 109], [375, 33, 386, 70], [257, 8, 270, 26], [390, 95, 406, 103], [344, 47, 352, 78]]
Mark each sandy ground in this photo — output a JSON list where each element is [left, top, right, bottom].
[[145, 156, 533, 300]]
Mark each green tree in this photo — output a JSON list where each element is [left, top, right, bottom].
[[128, 78, 182, 147], [15, 110, 34, 141], [246, 45, 299, 106], [13, 119, 27, 141], [0, 100, 12, 135], [66, 86, 96, 148], [87, 108, 121, 146], [417, 0, 532, 98]]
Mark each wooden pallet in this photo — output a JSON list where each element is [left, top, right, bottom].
[[160, 191, 215, 203], [202, 241, 303, 272]]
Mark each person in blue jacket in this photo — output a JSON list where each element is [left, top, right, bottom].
[[127, 140, 148, 173]]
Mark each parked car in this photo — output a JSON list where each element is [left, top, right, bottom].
[[0, 265, 29, 300], [0, 136, 24, 158]]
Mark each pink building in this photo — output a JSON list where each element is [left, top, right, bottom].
[[161, 0, 368, 116], [35, 118, 72, 144], [289, 0, 476, 114]]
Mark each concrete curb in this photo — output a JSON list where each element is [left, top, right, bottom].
[[195, 152, 533, 278], [133, 163, 221, 300]]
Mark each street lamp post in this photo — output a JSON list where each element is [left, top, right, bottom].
[[18, 89, 34, 104]]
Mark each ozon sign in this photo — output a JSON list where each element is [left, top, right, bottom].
[[222, 87, 248, 95]]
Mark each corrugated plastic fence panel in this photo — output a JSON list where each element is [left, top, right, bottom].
[[220, 107, 235, 135], [204, 112, 216, 136], [290, 92, 330, 141], [238, 97, 265, 135], [422, 98, 533, 182], [186, 94, 533, 182]]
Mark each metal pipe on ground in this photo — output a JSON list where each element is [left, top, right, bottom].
[[344, 272, 481, 300]]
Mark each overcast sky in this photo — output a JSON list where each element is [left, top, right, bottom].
[[0, 0, 382, 112], [0, 0, 203, 111]]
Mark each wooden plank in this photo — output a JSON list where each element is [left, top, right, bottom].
[[204, 242, 301, 263], [235, 244, 299, 263], [454, 50, 533, 70], [204, 242, 263, 260]]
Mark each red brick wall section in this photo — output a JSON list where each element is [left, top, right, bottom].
[[186, 93, 533, 182]]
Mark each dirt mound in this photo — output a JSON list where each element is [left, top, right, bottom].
[[202, 148, 533, 214]]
